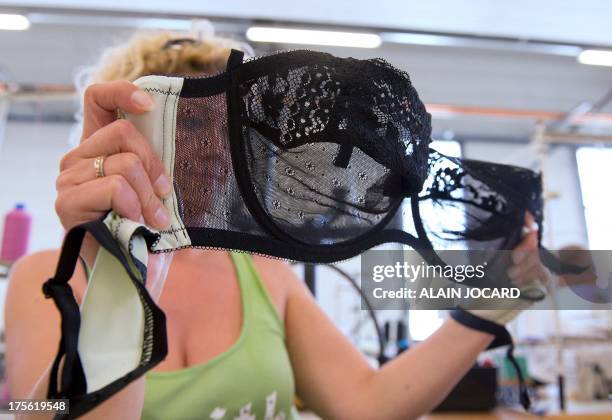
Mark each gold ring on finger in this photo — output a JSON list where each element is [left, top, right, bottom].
[[94, 155, 106, 178]]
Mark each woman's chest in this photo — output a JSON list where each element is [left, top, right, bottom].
[[151, 258, 285, 371], [155, 266, 244, 370]]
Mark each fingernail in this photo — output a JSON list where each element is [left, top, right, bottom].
[[131, 90, 153, 110], [154, 174, 172, 197], [154, 206, 170, 229]]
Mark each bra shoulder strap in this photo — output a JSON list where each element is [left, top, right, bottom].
[[226, 49, 244, 71]]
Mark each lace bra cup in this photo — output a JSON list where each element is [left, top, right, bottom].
[[134, 49, 563, 291]]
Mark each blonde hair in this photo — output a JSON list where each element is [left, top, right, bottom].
[[85, 30, 251, 84]]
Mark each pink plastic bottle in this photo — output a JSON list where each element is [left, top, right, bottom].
[[0, 203, 32, 262]]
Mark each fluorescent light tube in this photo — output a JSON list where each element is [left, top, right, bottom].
[[0, 14, 30, 30], [578, 49, 612, 67], [246, 26, 381, 48]]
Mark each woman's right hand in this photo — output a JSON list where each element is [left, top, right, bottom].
[[55, 81, 175, 302], [55, 80, 172, 232]]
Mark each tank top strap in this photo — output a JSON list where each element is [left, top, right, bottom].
[[228, 252, 284, 337]]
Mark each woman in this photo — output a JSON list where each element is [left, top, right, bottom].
[[5, 32, 547, 420]]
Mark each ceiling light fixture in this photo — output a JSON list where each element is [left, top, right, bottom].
[[578, 49, 612, 67], [246, 26, 381, 48], [0, 13, 30, 30]]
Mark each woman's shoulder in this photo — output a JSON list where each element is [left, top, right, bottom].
[[8, 249, 62, 285], [248, 255, 307, 320], [13, 248, 61, 266], [6, 249, 87, 302]]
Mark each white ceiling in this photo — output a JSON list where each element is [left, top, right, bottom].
[[4, 0, 612, 47]]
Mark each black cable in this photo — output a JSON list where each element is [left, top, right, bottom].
[[291, 262, 388, 365]]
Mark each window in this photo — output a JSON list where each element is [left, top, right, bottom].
[[429, 139, 462, 158], [576, 147, 612, 249], [407, 140, 461, 341]]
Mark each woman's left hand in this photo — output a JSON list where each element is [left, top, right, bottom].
[[507, 212, 550, 286]]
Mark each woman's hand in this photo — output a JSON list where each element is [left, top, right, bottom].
[[55, 80, 171, 231], [55, 81, 175, 302], [507, 212, 550, 286]]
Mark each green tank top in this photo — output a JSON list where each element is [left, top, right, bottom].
[[141, 252, 300, 420]]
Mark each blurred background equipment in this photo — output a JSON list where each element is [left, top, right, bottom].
[[0, 203, 31, 263]]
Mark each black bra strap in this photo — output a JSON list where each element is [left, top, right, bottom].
[[42, 219, 167, 419], [226, 49, 244, 71], [449, 308, 531, 411], [539, 246, 586, 275], [506, 344, 531, 411], [42, 226, 89, 398]]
